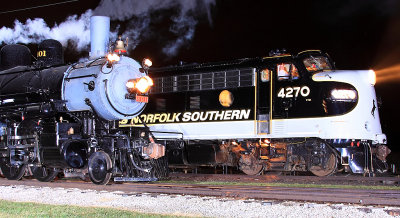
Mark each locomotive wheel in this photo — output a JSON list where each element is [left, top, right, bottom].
[[0, 160, 26, 180], [238, 155, 264, 175], [30, 166, 59, 182], [88, 151, 112, 185], [309, 152, 338, 177]]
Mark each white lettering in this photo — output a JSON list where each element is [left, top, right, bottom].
[[215, 111, 224, 120], [300, 86, 310, 97], [240, 109, 251, 119], [182, 112, 191, 122], [120, 109, 253, 127], [278, 88, 285, 98], [208, 111, 217, 120], [278, 86, 311, 98], [293, 86, 300, 97], [286, 87, 293, 98], [132, 117, 140, 124], [231, 110, 240, 119], [200, 112, 208, 121], [191, 112, 200, 121], [154, 114, 160, 122], [147, 114, 154, 123], [159, 114, 167, 122], [224, 110, 232, 120], [166, 113, 173, 122], [173, 113, 181, 122]]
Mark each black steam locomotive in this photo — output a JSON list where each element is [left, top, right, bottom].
[[120, 50, 390, 176], [0, 35, 168, 185]]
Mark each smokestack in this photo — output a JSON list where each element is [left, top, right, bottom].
[[90, 16, 110, 59]]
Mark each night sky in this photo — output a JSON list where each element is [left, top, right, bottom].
[[1, 1, 399, 160]]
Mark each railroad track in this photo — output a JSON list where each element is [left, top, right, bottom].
[[169, 172, 400, 186], [0, 177, 399, 207]]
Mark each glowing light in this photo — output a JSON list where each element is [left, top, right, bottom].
[[126, 80, 135, 89], [144, 76, 153, 86], [107, 53, 120, 62], [219, 90, 234, 107], [67, 127, 74, 135], [331, 89, 357, 101], [368, 69, 376, 86], [126, 76, 153, 94], [2, 99, 14, 104], [135, 76, 154, 93], [261, 138, 270, 147], [375, 64, 400, 83], [142, 58, 152, 68]]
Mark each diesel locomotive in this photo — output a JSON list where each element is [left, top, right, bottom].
[[120, 50, 390, 176], [0, 16, 168, 185]]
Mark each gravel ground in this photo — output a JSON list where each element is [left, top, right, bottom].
[[0, 185, 399, 217]]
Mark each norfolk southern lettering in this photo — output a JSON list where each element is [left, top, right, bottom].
[[119, 109, 251, 126]]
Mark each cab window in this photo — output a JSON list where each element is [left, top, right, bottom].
[[277, 63, 299, 81], [260, 68, 270, 82], [303, 56, 332, 72]]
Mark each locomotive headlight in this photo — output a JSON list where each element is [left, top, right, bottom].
[[368, 69, 376, 86], [126, 80, 135, 89], [136, 76, 153, 93], [142, 58, 152, 69], [107, 53, 120, 62], [331, 89, 357, 101], [126, 76, 153, 94]]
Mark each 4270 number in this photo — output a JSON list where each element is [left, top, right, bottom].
[[277, 86, 310, 98]]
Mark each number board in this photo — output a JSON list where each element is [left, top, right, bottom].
[[277, 86, 310, 98]]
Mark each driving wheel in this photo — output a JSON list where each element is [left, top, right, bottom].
[[88, 151, 112, 185], [0, 159, 26, 180], [31, 166, 59, 182], [238, 155, 264, 175], [309, 152, 338, 177]]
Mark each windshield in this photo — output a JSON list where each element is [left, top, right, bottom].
[[303, 56, 332, 72]]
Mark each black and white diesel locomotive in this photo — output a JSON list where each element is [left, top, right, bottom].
[[0, 16, 168, 185], [120, 50, 390, 176]]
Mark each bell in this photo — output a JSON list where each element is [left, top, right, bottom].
[[114, 36, 127, 54]]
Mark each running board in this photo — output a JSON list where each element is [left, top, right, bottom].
[[113, 177, 158, 182]]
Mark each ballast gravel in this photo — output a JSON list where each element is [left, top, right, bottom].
[[0, 185, 398, 217]]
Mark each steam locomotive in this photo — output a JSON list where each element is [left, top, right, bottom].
[[0, 16, 168, 185], [120, 50, 390, 176]]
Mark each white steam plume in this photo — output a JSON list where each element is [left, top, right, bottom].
[[0, 0, 215, 57], [162, 15, 197, 56], [0, 10, 92, 49], [93, 0, 215, 56]]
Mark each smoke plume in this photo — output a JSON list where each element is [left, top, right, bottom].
[[93, 0, 215, 56], [0, 10, 92, 50], [0, 0, 215, 56]]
